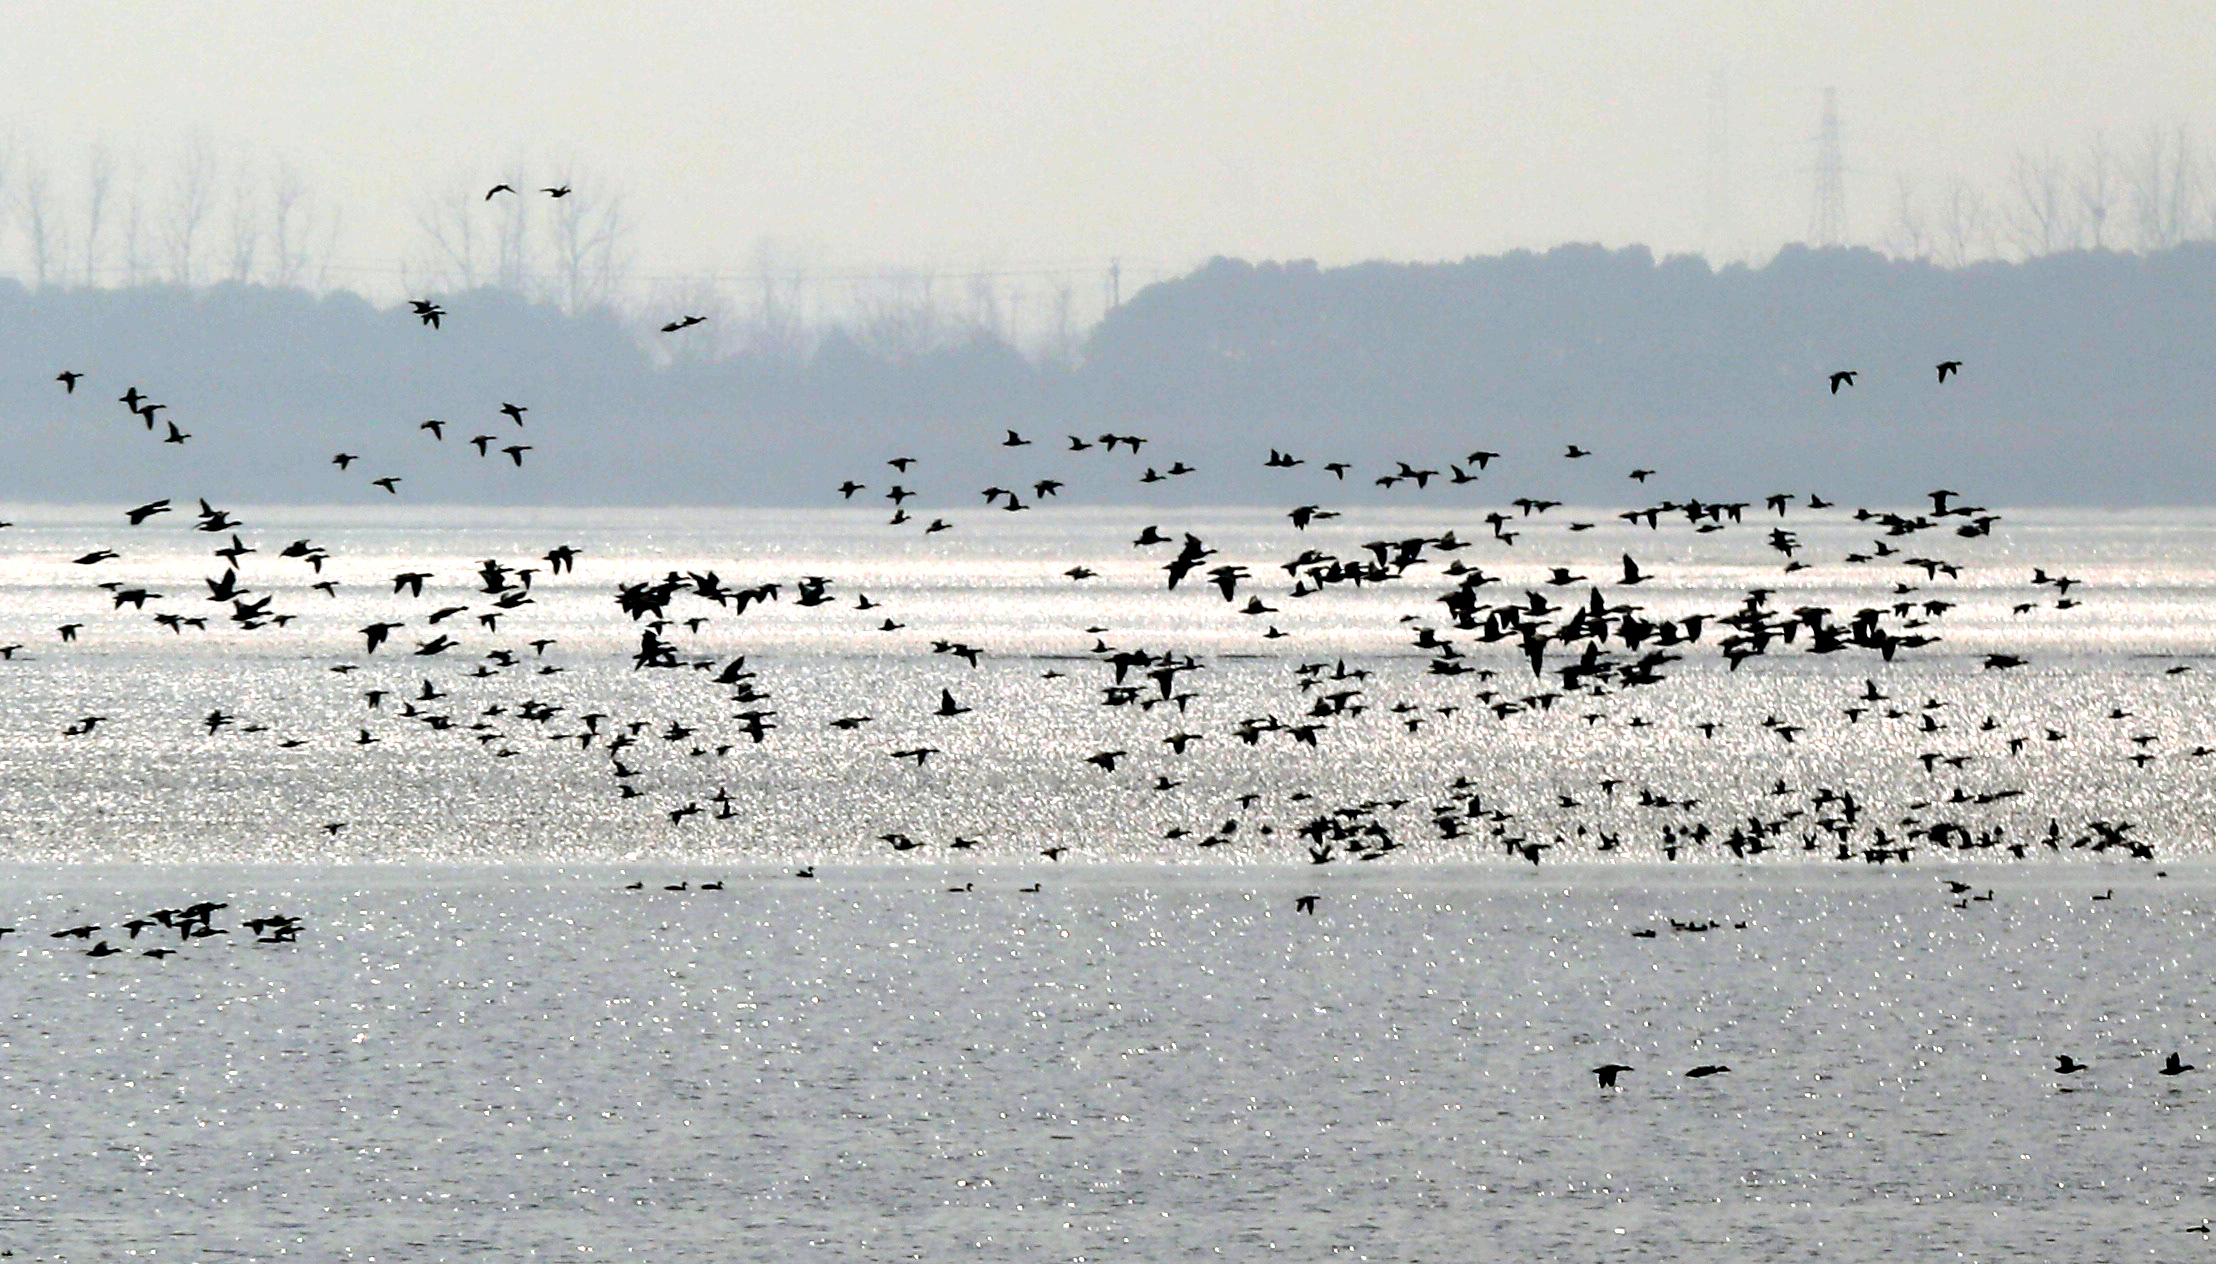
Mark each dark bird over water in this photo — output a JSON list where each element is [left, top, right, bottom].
[[1592, 1063, 1632, 1088]]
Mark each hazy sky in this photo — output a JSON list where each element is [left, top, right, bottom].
[[6, 1, 2216, 292]]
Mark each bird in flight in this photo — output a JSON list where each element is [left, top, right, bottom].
[[661, 315, 707, 333], [1829, 370, 1858, 393], [542, 184, 572, 198], [500, 402, 528, 425], [56, 370, 82, 393], [420, 419, 446, 440], [372, 477, 403, 494], [485, 184, 516, 199], [1936, 360, 1962, 382], [409, 300, 444, 329], [1592, 1063, 1632, 1088]]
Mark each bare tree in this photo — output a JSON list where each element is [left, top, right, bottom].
[[2076, 132, 2118, 250], [490, 167, 533, 293], [412, 170, 485, 291], [1933, 179, 1993, 267], [1884, 176, 1931, 261], [121, 183, 147, 286], [312, 202, 345, 292], [224, 156, 261, 283], [2006, 150, 2077, 258], [854, 268, 948, 361], [16, 156, 63, 288], [82, 144, 113, 285], [545, 172, 631, 311], [966, 268, 1003, 340], [742, 239, 811, 362], [163, 136, 218, 285], [0, 138, 14, 277], [268, 157, 314, 288], [2128, 124, 2202, 250]]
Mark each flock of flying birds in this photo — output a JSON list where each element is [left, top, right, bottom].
[[12, 260, 2214, 1175], [13, 228, 2208, 1251], [17, 330, 2198, 893], [10, 225, 2206, 954]]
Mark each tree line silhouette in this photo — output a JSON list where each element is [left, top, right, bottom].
[[4, 241, 2213, 507]]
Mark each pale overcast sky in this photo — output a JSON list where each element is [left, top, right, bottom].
[[5, 1, 2215, 290]]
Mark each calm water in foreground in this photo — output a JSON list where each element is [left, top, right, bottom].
[[1, 864, 2209, 1262], [0, 505, 2211, 1260]]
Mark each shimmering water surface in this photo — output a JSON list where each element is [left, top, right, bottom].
[[1, 504, 2212, 1260]]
